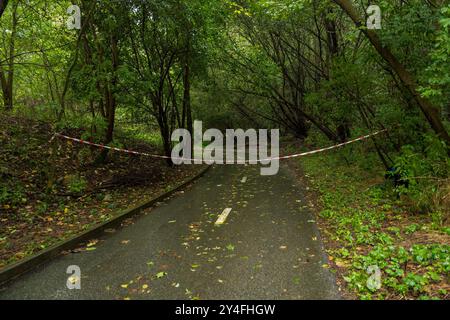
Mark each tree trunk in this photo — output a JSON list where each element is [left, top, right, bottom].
[[105, 34, 119, 143], [0, 0, 8, 19], [0, 77, 12, 110], [0, 1, 17, 111], [182, 47, 193, 134], [97, 35, 119, 164], [325, 8, 351, 141]]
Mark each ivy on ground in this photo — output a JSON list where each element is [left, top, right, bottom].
[[300, 151, 449, 300]]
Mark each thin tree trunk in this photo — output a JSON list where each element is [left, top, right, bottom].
[[182, 45, 193, 134], [104, 37, 119, 145], [95, 34, 119, 164], [59, 1, 94, 120], [0, 1, 17, 110], [0, 0, 8, 19]]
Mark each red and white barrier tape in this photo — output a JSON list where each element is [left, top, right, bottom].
[[51, 133, 173, 160], [51, 129, 388, 163], [267, 129, 388, 161]]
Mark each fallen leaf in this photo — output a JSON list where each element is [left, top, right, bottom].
[[87, 240, 98, 247], [335, 259, 349, 268], [156, 272, 167, 279], [68, 276, 79, 285]]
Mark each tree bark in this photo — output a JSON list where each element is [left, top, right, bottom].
[[105, 34, 119, 144], [0, 0, 8, 19], [183, 61, 193, 134], [97, 35, 119, 163], [182, 36, 193, 135], [0, 1, 17, 110]]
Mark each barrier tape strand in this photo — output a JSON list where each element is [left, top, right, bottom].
[[50, 129, 388, 163]]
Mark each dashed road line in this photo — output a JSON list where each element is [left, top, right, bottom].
[[215, 208, 232, 225]]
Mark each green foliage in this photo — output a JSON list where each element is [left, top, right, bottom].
[[65, 175, 88, 194], [391, 133, 449, 212], [302, 149, 449, 299], [420, 4, 450, 110], [0, 185, 25, 207], [347, 244, 449, 297], [404, 224, 421, 235], [0, 0, 449, 301]]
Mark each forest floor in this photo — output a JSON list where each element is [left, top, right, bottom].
[[284, 141, 450, 300], [0, 114, 205, 269]]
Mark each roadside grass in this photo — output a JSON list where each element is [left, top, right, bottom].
[[295, 149, 449, 300]]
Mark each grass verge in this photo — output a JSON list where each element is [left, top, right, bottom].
[[287, 148, 449, 300]]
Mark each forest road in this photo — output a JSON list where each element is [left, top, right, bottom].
[[0, 164, 340, 300]]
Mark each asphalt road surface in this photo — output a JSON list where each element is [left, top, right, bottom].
[[0, 164, 340, 300]]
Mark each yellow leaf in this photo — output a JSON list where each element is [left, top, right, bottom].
[[335, 259, 350, 268], [68, 276, 79, 285], [87, 240, 98, 247]]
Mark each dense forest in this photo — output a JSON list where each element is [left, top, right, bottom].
[[0, 0, 449, 300]]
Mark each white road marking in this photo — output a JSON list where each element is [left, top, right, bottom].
[[241, 176, 247, 183], [215, 208, 232, 226]]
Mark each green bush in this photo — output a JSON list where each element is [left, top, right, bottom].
[[391, 133, 449, 212], [0, 185, 26, 206], [65, 175, 88, 194]]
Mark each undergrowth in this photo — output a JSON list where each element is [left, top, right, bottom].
[[299, 146, 449, 300]]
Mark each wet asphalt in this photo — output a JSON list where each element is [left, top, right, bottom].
[[0, 164, 340, 300]]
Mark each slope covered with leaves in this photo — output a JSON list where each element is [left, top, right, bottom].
[[0, 114, 204, 268]]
